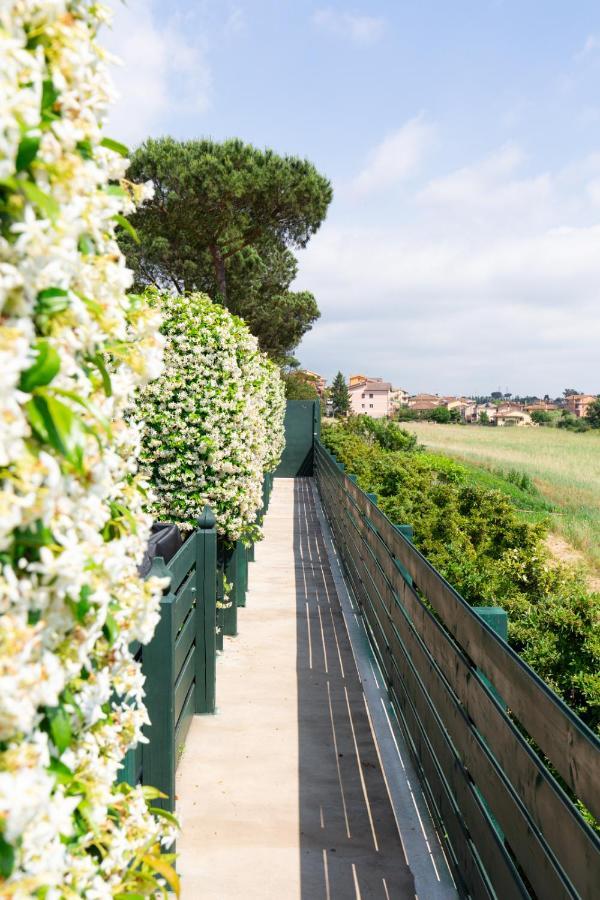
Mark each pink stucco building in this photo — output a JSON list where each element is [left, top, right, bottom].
[[348, 376, 392, 418]]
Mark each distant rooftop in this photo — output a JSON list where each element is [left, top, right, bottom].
[[360, 380, 392, 391]]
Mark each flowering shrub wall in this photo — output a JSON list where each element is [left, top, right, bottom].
[[0, 2, 175, 894], [138, 291, 286, 541]]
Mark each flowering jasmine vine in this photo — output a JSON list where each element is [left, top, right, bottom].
[[0, 2, 177, 895], [138, 291, 286, 541]]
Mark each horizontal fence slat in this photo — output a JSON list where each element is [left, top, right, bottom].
[[174, 607, 196, 680], [174, 643, 195, 725], [174, 680, 195, 770], [173, 569, 196, 636], [167, 535, 196, 594]]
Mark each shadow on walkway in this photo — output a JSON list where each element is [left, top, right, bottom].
[[294, 479, 416, 899]]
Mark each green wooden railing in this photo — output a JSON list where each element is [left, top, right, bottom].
[[119, 472, 274, 811], [315, 439, 600, 900]]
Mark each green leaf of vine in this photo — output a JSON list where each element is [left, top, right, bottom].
[[21, 179, 60, 221], [47, 706, 72, 754], [25, 394, 85, 472], [103, 612, 118, 646], [100, 137, 129, 157], [36, 287, 70, 317], [19, 340, 60, 391], [0, 833, 15, 879], [16, 135, 41, 172], [113, 213, 140, 244]]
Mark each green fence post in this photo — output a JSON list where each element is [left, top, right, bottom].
[[223, 544, 238, 636], [217, 559, 225, 650], [366, 492, 378, 505], [312, 400, 321, 473], [142, 557, 176, 811], [195, 506, 217, 714], [394, 524, 414, 587], [216, 540, 225, 651], [236, 540, 247, 608], [473, 606, 508, 841], [396, 524, 414, 542], [473, 607, 508, 705]]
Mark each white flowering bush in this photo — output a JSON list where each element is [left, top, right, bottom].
[[138, 291, 286, 541], [0, 2, 177, 895]]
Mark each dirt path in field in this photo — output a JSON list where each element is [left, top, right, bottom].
[[545, 534, 600, 592]]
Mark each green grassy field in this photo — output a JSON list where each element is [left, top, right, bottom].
[[407, 422, 600, 579]]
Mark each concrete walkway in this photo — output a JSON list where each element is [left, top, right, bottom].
[[177, 478, 455, 899]]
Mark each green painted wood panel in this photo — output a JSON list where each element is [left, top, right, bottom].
[[274, 400, 320, 476]]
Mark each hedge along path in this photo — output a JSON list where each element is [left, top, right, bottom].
[[137, 290, 285, 542], [0, 2, 176, 895]]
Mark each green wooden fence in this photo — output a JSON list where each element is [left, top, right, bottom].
[[119, 472, 274, 811], [315, 439, 600, 900], [274, 400, 320, 476]]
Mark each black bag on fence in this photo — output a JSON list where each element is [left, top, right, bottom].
[[138, 522, 182, 577]]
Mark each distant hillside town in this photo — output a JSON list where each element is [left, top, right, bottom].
[[292, 370, 599, 427]]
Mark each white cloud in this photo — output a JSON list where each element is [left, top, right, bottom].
[[103, 1, 211, 147], [418, 143, 552, 222], [298, 223, 600, 315], [295, 137, 600, 395], [350, 116, 435, 195], [576, 34, 600, 60], [312, 8, 385, 44]]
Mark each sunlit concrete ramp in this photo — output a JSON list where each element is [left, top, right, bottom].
[[177, 478, 455, 899]]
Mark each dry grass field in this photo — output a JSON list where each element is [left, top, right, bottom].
[[407, 422, 600, 582]]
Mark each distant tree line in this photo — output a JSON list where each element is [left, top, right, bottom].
[[396, 405, 462, 424]]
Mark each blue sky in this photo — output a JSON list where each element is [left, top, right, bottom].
[[105, 1, 600, 396]]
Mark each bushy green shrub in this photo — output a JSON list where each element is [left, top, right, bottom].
[[344, 414, 418, 452], [557, 411, 590, 432], [586, 398, 600, 429], [531, 410, 552, 425], [322, 422, 600, 730], [506, 469, 535, 493], [137, 291, 285, 541], [395, 407, 419, 421]]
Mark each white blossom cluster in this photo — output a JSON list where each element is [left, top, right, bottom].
[[138, 291, 286, 541], [0, 2, 176, 895]]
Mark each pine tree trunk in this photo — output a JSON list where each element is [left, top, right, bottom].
[[210, 245, 228, 307]]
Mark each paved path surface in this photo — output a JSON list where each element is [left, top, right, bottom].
[[177, 478, 454, 899]]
